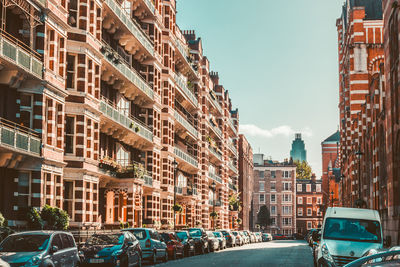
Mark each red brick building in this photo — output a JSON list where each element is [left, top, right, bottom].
[[238, 134, 253, 230], [296, 176, 323, 235]]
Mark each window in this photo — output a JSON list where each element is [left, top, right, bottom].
[[271, 171, 276, 178], [66, 54, 76, 89], [258, 171, 264, 178], [259, 194, 265, 203], [298, 197, 303, 204], [18, 172, 30, 208], [307, 208, 312, 216], [283, 182, 291, 191], [271, 206, 276, 215], [306, 184, 311, 192], [307, 221, 312, 230], [298, 208, 303, 216], [307, 197, 312, 204], [297, 184, 302, 192], [259, 181, 265, 192], [317, 208, 322, 216], [270, 194, 276, 203], [283, 171, 290, 178], [270, 218, 276, 225], [63, 181, 74, 219], [270, 182, 276, 191], [20, 93, 33, 128], [317, 197, 322, 204], [282, 218, 292, 226], [51, 234, 63, 249], [316, 184, 321, 192], [68, 0, 78, 27], [283, 194, 292, 203], [65, 116, 75, 154], [282, 206, 292, 215], [116, 143, 130, 167]]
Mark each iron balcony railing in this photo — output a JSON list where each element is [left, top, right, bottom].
[[229, 161, 238, 174], [228, 118, 237, 133], [101, 43, 154, 100], [229, 183, 237, 191], [228, 141, 238, 156], [0, 118, 41, 156], [209, 120, 223, 140], [143, 174, 153, 186], [174, 73, 198, 106], [208, 171, 222, 184], [208, 92, 223, 114], [175, 187, 183, 194], [174, 37, 198, 76], [174, 110, 198, 138], [99, 97, 153, 142], [209, 146, 223, 161], [174, 146, 198, 168], [143, 0, 155, 14], [104, 0, 154, 55], [0, 29, 42, 78]]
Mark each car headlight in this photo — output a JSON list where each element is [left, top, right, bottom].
[[321, 244, 335, 264], [25, 254, 44, 266], [111, 249, 123, 257]]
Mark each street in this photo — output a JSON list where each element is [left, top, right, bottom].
[[147, 240, 314, 267]]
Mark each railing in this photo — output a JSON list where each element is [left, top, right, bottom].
[[104, 0, 154, 55], [0, 118, 41, 156], [174, 110, 198, 138], [175, 186, 183, 194], [208, 199, 214, 206], [228, 141, 238, 156], [209, 146, 223, 161], [174, 73, 198, 106], [143, 0, 155, 14], [215, 200, 222, 207], [174, 146, 198, 168], [209, 93, 223, 114], [0, 29, 42, 78], [99, 158, 152, 180], [101, 43, 154, 100], [99, 97, 153, 142], [229, 161, 238, 173], [208, 171, 222, 184], [209, 120, 223, 139], [174, 37, 198, 76], [228, 118, 237, 133], [143, 174, 153, 186], [229, 183, 237, 191]]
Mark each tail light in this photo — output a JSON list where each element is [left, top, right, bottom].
[[145, 239, 151, 248]]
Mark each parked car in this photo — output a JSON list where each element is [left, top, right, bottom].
[[311, 229, 321, 267], [160, 232, 184, 260], [213, 231, 226, 250], [262, 233, 273, 242], [123, 228, 168, 264], [79, 231, 141, 266], [175, 231, 196, 257], [206, 231, 220, 252], [231, 231, 243, 246], [239, 231, 249, 244], [315, 207, 383, 267], [307, 229, 319, 246], [186, 228, 209, 254], [220, 230, 236, 247], [273, 234, 287, 240], [254, 232, 262, 242], [343, 248, 400, 267], [0, 231, 80, 267], [0, 258, 9, 267], [249, 232, 256, 243]]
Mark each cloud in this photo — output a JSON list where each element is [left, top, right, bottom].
[[239, 124, 313, 139]]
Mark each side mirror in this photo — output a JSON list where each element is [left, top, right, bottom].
[[51, 246, 59, 254], [127, 241, 134, 247], [312, 231, 320, 242]]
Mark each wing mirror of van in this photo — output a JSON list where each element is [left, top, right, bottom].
[[312, 231, 321, 242]]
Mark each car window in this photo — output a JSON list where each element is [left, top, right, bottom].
[[131, 230, 147, 240], [86, 234, 124, 245], [126, 232, 136, 242], [176, 232, 188, 241], [67, 235, 76, 247], [188, 229, 202, 237], [61, 234, 71, 249], [150, 231, 159, 240], [0, 234, 50, 252], [51, 234, 63, 250], [213, 232, 222, 238]]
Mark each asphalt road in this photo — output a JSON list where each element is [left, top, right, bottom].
[[146, 240, 314, 267]]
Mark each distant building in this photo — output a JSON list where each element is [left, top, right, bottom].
[[253, 154, 297, 235], [238, 135, 254, 230], [296, 176, 323, 235], [290, 133, 307, 162]]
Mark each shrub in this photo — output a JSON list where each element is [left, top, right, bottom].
[[27, 207, 44, 230], [41, 205, 69, 230]]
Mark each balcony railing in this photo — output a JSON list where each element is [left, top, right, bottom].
[[0, 29, 42, 78], [174, 146, 198, 168], [228, 118, 237, 133], [209, 92, 223, 114], [0, 118, 41, 156], [209, 146, 223, 161], [228, 141, 238, 156], [208, 199, 222, 206], [143, 0, 155, 14], [175, 37, 198, 76], [229, 161, 238, 173], [100, 97, 153, 142], [229, 183, 237, 191], [104, 0, 154, 55], [175, 186, 183, 194], [208, 171, 222, 184], [143, 174, 153, 186], [174, 110, 198, 138], [209, 121, 223, 140], [174, 73, 198, 106], [101, 43, 154, 100]]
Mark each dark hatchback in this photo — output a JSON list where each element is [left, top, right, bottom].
[[0, 231, 79, 267], [186, 228, 209, 254], [160, 232, 184, 260], [175, 231, 195, 257], [79, 232, 141, 266]]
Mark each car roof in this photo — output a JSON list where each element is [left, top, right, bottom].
[[124, 228, 153, 231], [10, 231, 69, 236], [325, 207, 380, 221]]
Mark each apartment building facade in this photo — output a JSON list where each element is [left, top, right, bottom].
[[296, 177, 323, 235], [0, 0, 240, 230], [252, 154, 296, 235], [238, 134, 253, 230]]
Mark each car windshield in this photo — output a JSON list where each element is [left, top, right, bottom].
[[87, 234, 123, 245], [213, 232, 222, 238], [0, 234, 50, 252], [176, 232, 188, 240], [131, 230, 146, 240], [323, 218, 381, 243], [161, 233, 172, 241], [221, 231, 228, 236], [207, 233, 214, 238], [189, 229, 202, 237]]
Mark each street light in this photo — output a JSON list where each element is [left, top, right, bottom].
[[210, 181, 216, 230], [330, 191, 334, 207], [173, 160, 178, 230], [355, 149, 363, 208]]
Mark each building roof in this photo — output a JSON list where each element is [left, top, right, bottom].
[[323, 131, 340, 143], [348, 0, 383, 20]]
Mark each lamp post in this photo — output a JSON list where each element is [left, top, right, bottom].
[[330, 191, 334, 207], [210, 181, 216, 230], [355, 149, 363, 208], [173, 160, 178, 230]]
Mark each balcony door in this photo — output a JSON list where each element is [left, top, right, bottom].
[[116, 143, 130, 167], [117, 94, 130, 117]]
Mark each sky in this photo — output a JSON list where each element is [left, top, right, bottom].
[[176, 0, 344, 178]]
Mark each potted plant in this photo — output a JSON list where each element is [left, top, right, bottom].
[[172, 204, 183, 213], [236, 218, 242, 224], [210, 211, 218, 218]]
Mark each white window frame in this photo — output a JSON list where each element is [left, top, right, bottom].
[[307, 197, 312, 204], [298, 208, 303, 216], [270, 194, 276, 203], [316, 184, 321, 192], [283, 182, 292, 191], [307, 208, 312, 216], [259, 181, 265, 192], [20, 93, 33, 128], [306, 184, 311, 192], [259, 194, 265, 204], [298, 196, 303, 204], [307, 221, 312, 230], [270, 181, 276, 191], [271, 205, 276, 215], [297, 184, 302, 192], [317, 197, 322, 204]]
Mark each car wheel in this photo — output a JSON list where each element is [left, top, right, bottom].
[[151, 251, 157, 265], [163, 250, 168, 262]]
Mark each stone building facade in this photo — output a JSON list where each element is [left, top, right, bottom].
[[0, 0, 240, 230], [238, 134, 253, 230]]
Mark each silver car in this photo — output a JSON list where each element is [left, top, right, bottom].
[[0, 231, 79, 267]]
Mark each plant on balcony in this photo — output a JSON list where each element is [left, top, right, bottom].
[[99, 156, 120, 172], [129, 122, 140, 133], [0, 212, 5, 227], [172, 204, 183, 213], [236, 218, 242, 225], [210, 211, 218, 218], [134, 163, 145, 179], [187, 80, 194, 91], [229, 192, 242, 212], [119, 221, 130, 229]]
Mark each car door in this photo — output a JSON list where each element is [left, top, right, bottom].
[[124, 232, 135, 266], [60, 234, 74, 267], [49, 234, 65, 267], [128, 232, 140, 265]]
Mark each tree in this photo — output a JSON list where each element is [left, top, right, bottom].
[[257, 205, 271, 228], [295, 160, 312, 179]]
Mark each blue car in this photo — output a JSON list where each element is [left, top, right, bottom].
[[79, 232, 141, 266]]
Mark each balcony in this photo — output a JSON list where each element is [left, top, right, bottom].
[[174, 73, 198, 107], [101, 43, 154, 102], [174, 110, 198, 139], [0, 30, 42, 79], [209, 146, 223, 163], [208, 92, 223, 115], [103, 0, 154, 56], [209, 199, 222, 206], [174, 36, 199, 81], [228, 141, 238, 157], [99, 158, 152, 183], [143, 174, 153, 187], [209, 120, 223, 140], [174, 146, 199, 173], [208, 171, 222, 184], [229, 183, 237, 192], [228, 161, 238, 174], [228, 118, 237, 134], [0, 118, 41, 157], [99, 97, 153, 148]]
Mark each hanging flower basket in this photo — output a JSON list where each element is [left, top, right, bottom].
[[236, 218, 242, 224], [172, 204, 183, 213], [210, 211, 218, 218]]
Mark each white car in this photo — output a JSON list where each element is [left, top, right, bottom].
[[315, 207, 383, 267]]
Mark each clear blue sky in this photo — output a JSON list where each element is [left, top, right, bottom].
[[177, 0, 344, 177]]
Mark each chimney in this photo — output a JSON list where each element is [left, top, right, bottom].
[[311, 173, 316, 183]]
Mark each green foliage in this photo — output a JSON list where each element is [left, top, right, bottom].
[[41, 205, 69, 230], [257, 206, 271, 227], [228, 193, 242, 212], [0, 226, 14, 242], [210, 211, 218, 218], [0, 212, 5, 227], [119, 221, 130, 229], [172, 204, 183, 213], [294, 160, 312, 179], [27, 207, 44, 230]]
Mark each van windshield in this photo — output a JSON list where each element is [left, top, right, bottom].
[[323, 218, 381, 243]]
